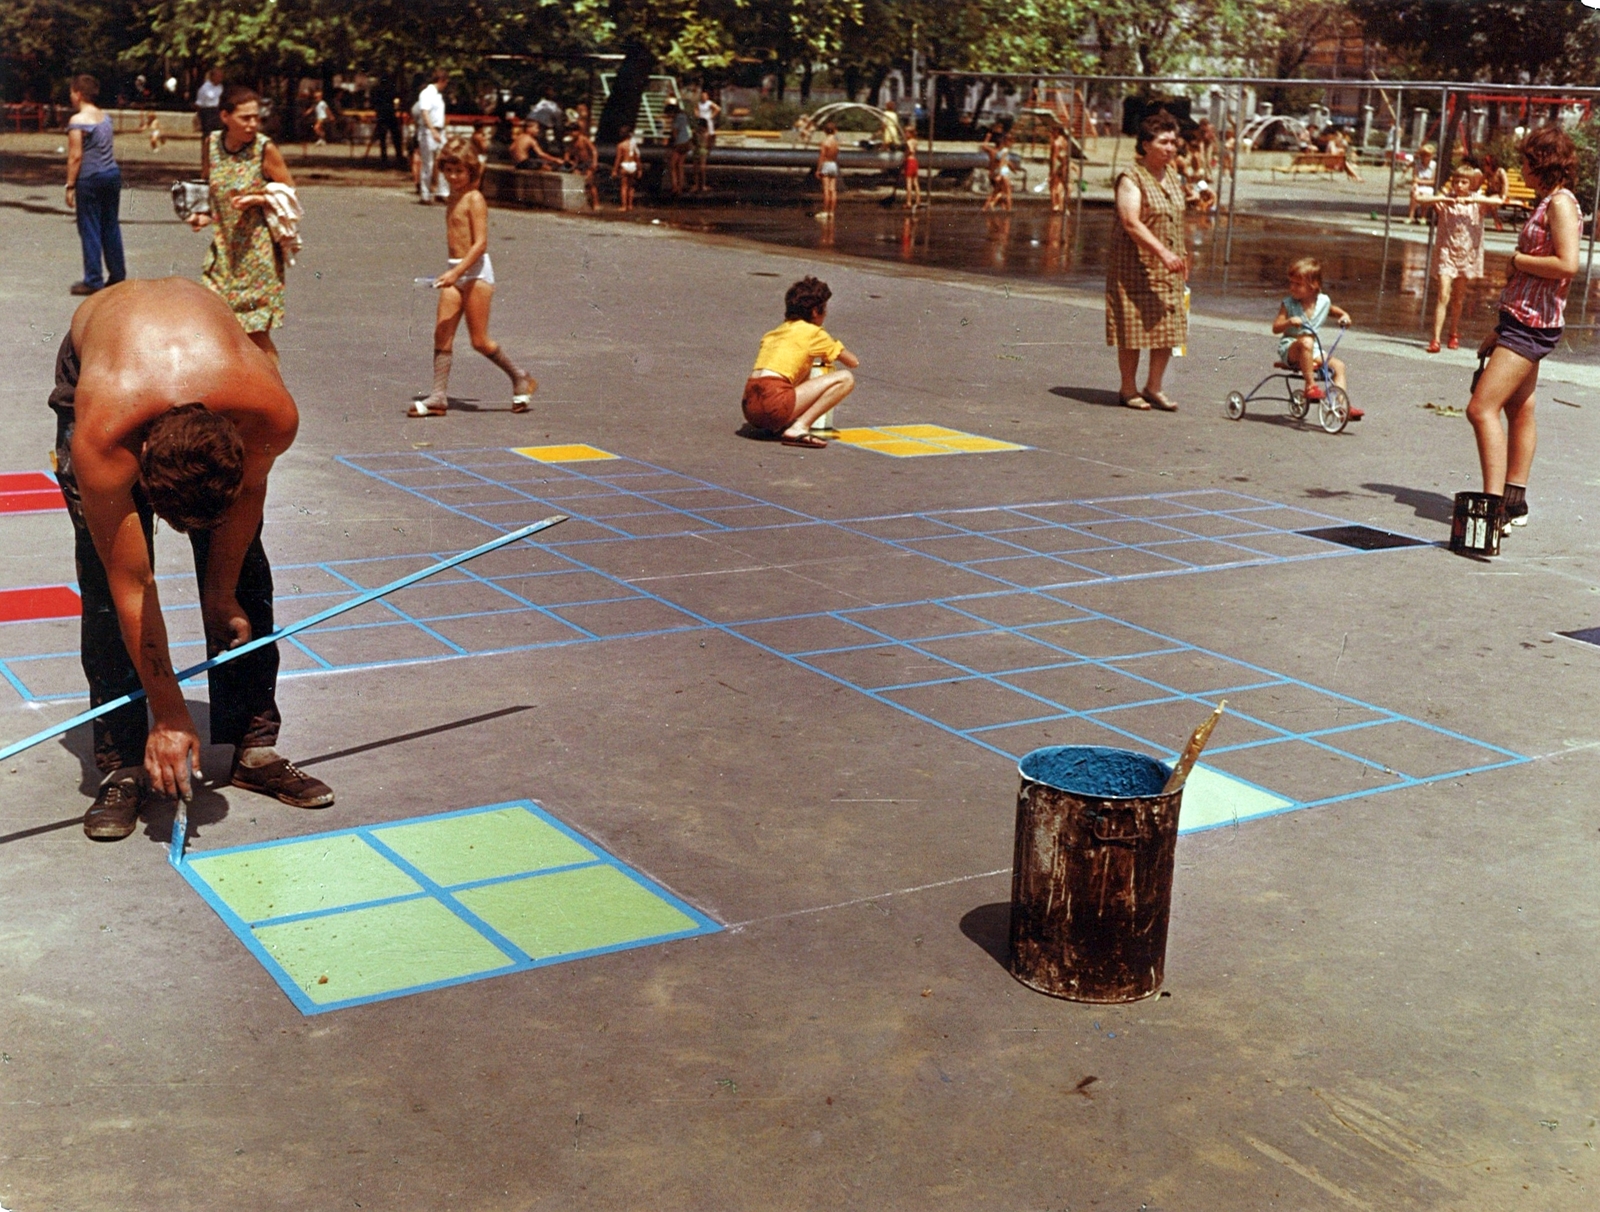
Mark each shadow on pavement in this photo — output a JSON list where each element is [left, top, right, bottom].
[[959, 900, 1012, 969], [1362, 481, 1455, 523], [1048, 386, 1123, 408], [297, 704, 534, 768]]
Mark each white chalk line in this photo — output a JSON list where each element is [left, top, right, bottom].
[[725, 867, 1011, 931]]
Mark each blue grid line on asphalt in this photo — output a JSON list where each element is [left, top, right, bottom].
[[0, 449, 1520, 828], [317, 561, 471, 658], [327, 449, 1528, 822], [337, 451, 1393, 601]]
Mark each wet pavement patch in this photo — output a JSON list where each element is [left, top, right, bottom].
[[1297, 524, 1429, 550], [179, 801, 719, 1014]]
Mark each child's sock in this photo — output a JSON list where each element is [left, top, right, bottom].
[[485, 345, 525, 384], [1503, 482, 1528, 523], [422, 349, 451, 409]]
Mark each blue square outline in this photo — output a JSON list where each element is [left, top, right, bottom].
[[176, 799, 722, 1015]]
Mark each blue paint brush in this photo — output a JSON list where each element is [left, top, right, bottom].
[[169, 790, 189, 867]]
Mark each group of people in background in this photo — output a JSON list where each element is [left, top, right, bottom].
[[1103, 104, 1578, 543]]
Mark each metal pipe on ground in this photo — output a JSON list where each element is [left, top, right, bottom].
[[0, 516, 568, 768], [1379, 84, 1403, 302]]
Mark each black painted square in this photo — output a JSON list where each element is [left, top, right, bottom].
[[1298, 525, 1427, 551]]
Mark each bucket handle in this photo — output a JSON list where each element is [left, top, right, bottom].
[[1090, 807, 1148, 843]]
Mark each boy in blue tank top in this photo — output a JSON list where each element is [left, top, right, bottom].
[[1272, 256, 1360, 419]]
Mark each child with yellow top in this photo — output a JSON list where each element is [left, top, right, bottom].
[[742, 276, 859, 448]]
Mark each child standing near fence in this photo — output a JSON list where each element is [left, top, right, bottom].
[[1419, 164, 1499, 353], [410, 137, 537, 417]]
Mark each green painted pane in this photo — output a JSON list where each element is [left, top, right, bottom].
[[456, 865, 696, 959], [373, 806, 595, 886], [188, 834, 420, 923], [1179, 764, 1293, 831], [253, 898, 512, 1005]]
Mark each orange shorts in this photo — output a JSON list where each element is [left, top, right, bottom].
[[741, 376, 797, 432]]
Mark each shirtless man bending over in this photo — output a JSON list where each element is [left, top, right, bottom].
[[50, 277, 333, 840]]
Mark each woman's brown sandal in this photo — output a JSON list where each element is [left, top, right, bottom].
[[1141, 389, 1179, 411], [1119, 393, 1152, 410]]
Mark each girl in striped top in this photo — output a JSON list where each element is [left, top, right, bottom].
[[1466, 126, 1582, 532]]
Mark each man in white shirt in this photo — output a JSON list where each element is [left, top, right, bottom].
[[195, 66, 224, 175], [413, 69, 450, 203]]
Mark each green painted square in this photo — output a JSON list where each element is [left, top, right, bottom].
[[1179, 763, 1293, 831], [456, 865, 697, 959], [187, 834, 421, 923], [373, 806, 596, 886], [253, 898, 513, 1005]]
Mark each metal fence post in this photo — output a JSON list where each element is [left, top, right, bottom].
[[1585, 133, 1600, 322], [1224, 81, 1242, 265], [1379, 86, 1402, 304]]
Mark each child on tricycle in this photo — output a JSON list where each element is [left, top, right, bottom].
[[1272, 256, 1360, 420]]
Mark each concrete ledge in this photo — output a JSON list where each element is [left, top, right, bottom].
[[482, 164, 588, 211]]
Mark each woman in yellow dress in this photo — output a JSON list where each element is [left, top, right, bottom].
[[187, 85, 296, 363]]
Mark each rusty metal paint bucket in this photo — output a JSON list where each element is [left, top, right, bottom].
[[1449, 491, 1501, 557], [1007, 746, 1181, 1003]]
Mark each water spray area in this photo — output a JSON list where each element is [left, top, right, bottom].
[[3, 167, 1599, 1208]]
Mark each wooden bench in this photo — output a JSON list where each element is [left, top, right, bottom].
[[1271, 151, 1347, 178], [1501, 166, 1537, 212]]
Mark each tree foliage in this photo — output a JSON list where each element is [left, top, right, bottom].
[[9, 1, 1600, 108], [1347, 0, 1600, 84]]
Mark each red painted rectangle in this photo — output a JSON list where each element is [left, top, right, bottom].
[[0, 584, 81, 623], [0, 472, 58, 493], [0, 489, 64, 514]]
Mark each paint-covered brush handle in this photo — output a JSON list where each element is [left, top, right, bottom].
[[169, 795, 189, 867], [1161, 700, 1227, 795]]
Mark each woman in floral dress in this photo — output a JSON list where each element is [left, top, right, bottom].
[[188, 85, 295, 362], [1106, 110, 1189, 410]]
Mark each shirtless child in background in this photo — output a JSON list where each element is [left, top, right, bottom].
[[411, 136, 537, 416], [50, 278, 334, 838], [815, 122, 840, 221], [568, 124, 599, 210]]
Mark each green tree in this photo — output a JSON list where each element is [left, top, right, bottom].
[[1348, 0, 1600, 84], [1, 0, 142, 101]]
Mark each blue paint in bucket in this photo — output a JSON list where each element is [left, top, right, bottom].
[[1017, 746, 1169, 800]]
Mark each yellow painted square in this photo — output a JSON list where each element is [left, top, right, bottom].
[[512, 444, 617, 463], [841, 439, 904, 451], [833, 424, 1027, 458], [932, 436, 1028, 453], [872, 439, 950, 457], [880, 424, 967, 439]]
